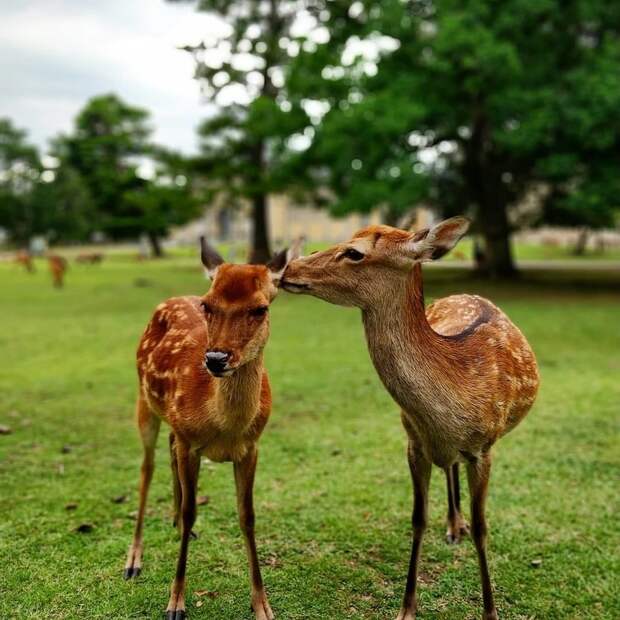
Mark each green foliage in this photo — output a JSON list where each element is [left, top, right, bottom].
[[0, 118, 42, 242], [0, 257, 618, 618], [171, 0, 316, 260], [51, 95, 199, 252], [288, 0, 620, 274], [28, 166, 97, 242], [52, 94, 152, 240]]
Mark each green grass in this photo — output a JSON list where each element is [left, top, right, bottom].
[[0, 257, 618, 619]]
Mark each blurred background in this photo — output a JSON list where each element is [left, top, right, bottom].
[[0, 1, 618, 619]]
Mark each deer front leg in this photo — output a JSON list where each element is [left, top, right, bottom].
[[466, 451, 498, 620], [166, 439, 200, 620], [397, 440, 431, 620], [445, 462, 470, 544], [124, 397, 160, 579], [234, 446, 274, 620]]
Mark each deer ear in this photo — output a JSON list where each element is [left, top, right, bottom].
[[200, 236, 224, 280], [267, 236, 304, 286], [407, 217, 470, 262]]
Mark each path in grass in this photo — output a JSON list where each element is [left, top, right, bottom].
[[0, 258, 618, 619]]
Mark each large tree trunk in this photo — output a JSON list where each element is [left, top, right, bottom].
[[248, 193, 271, 264], [464, 108, 517, 279], [573, 226, 589, 256], [382, 205, 401, 227], [476, 201, 516, 278], [147, 231, 164, 258]]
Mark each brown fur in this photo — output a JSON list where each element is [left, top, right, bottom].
[[47, 255, 67, 288], [75, 252, 104, 264], [282, 218, 539, 620], [124, 250, 299, 620], [15, 250, 35, 272]]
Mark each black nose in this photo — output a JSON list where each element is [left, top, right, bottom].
[[204, 351, 230, 374]]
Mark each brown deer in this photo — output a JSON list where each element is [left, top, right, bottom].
[[281, 217, 539, 620], [47, 254, 67, 288], [75, 251, 104, 264], [124, 238, 300, 620], [15, 250, 35, 272]]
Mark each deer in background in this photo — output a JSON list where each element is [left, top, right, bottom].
[[15, 250, 35, 273], [124, 237, 300, 620], [47, 254, 67, 288], [281, 217, 539, 620]]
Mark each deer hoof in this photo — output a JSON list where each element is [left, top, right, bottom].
[[165, 611, 186, 620], [445, 519, 470, 544], [123, 566, 141, 579], [395, 608, 416, 620]]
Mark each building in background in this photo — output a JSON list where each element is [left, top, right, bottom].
[[170, 195, 434, 248]]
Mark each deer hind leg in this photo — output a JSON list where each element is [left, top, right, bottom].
[[397, 440, 432, 620], [166, 439, 200, 620], [234, 446, 274, 620], [124, 396, 161, 579], [466, 452, 498, 620], [169, 432, 182, 530], [445, 462, 470, 544]]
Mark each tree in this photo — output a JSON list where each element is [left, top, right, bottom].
[[0, 118, 41, 243], [53, 94, 199, 255], [289, 0, 620, 277], [52, 94, 151, 239], [122, 149, 201, 257], [170, 0, 316, 262], [29, 166, 97, 243]]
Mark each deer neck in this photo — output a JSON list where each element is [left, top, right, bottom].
[[212, 354, 264, 427], [361, 264, 456, 416]]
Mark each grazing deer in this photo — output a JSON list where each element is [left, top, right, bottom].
[[47, 255, 67, 288], [281, 217, 539, 620], [75, 252, 104, 264], [124, 237, 300, 620], [15, 250, 35, 273]]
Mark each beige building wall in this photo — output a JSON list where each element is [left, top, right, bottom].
[[268, 194, 383, 244], [170, 194, 432, 246]]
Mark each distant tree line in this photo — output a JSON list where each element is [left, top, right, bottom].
[[0, 95, 199, 256], [173, 0, 620, 276], [2, 1, 619, 275]]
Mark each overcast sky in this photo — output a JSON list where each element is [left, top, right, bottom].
[[0, 0, 230, 155]]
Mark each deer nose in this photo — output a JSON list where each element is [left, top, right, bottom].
[[204, 350, 230, 374]]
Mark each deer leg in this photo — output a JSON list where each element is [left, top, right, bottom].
[[234, 446, 274, 620], [466, 452, 498, 620], [124, 397, 160, 579], [169, 433, 181, 530], [166, 439, 200, 620], [169, 433, 199, 540], [397, 440, 432, 620], [445, 462, 470, 544]]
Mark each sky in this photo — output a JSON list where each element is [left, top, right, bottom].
[[0, 0, 230, 155]]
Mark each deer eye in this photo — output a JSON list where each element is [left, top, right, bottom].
[[250, 306, 268, 318], [342, 248, 365, 262]]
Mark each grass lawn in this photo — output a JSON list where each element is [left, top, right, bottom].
[[0, 256, 618, 619]]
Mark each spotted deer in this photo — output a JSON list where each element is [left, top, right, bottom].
[[47, 254, 67, 287], [281, 217, 539, 620], [124, 238, 301, 620]]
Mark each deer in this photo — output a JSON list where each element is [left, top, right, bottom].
[[47, 254, 67, 288], [281, 217, 539, 620], [124, 237, 301, 620], [75, 251, 104, 264], [15, 250, 35, 273]]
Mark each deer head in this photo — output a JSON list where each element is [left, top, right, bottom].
[[281, 217, 470, 309], [199, 237, 302, 377]]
